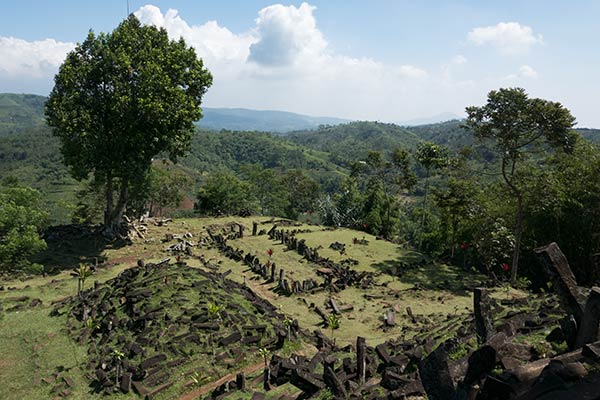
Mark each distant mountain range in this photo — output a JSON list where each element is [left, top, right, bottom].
[[398, 112, 464, 126], [198, 107, 350, 133]]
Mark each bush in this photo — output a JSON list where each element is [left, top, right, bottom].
[[0, 184, 48, 273]]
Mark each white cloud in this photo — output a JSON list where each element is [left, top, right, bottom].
[[248, 2, 326, 66], [451, 55, 467, 65], [134, 3, 429, 120], [504, 65, 538, 81], [398, 65, 428, 79], [518, 65, 538, 78], [467, 22, 543, 55], [134, 5, 255, 76], [0, 3, 521, 124], [0, 37, 74, 78]]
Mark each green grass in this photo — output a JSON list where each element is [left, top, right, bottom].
[[0, 215, 487, 399]]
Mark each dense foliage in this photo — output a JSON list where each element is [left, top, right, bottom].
[[45, 15, 212, 232], [0, 181, 48, 273], [465, 87, 577, 282], [2, 90, 600, 285], [196, 168, 321, 220]]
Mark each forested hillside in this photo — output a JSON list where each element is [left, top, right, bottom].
[[287, 121, 422, 167], [2, 93, 599, 229], [0, 93, 46, 135]]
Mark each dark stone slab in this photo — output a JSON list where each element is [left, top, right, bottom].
[[140, 354, 166, 369], [145, 381, 172, 398], [535, 242, 586, 324], [419, 340, 456, 400], [290, 369, 325, 394], [463, 345, 496, 385], [474, 287, 494, 343], [219, 331, 242, 347], [132, 380, 150, 396], [323, 365, 347, 398], [375, 343, 392, 365], [357, 336, 367, 384], [575, 287, 600, 347], [120, 372, 132, 393]]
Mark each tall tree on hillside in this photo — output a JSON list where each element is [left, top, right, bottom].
[[465, 87, 576, 283], [45, 15, 212, 235], [358, 149, 416, 238], [282, 170, 320, 220], [414, 141, 449, 248]]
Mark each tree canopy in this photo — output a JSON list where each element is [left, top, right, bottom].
[[45, 15, 212, 233], [465, 87, 576, 282]]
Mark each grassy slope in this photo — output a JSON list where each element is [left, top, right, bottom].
[[1, 216, 487, 399]]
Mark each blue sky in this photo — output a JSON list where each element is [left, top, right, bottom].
[[1, 1, 599, 127]]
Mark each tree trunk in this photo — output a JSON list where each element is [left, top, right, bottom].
[[511, 194, 523, 283], [104, 177, 130, 235], [418, 170, 431, 250], [104, 176, 114, 231]]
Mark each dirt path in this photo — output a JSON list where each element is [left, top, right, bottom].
[[178, 361, 264, 400]]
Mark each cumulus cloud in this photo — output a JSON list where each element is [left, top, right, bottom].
[[0, 37, 74, 78], [134, 5, 255, 75], [248, 3, 326, 66], [0, 3, 476, 122], [467, 22, 543, 55], [504, 64, 538, 81], [133, 3, 430, 120]]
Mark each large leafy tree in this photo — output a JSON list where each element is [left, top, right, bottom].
[[45, 15, 212, 233], [465, 87, 576, 282]]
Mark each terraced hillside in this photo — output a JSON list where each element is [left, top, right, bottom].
[[0, 216, 488, 399]]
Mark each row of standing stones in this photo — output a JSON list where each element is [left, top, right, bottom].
[[45, 216, 600, 399]]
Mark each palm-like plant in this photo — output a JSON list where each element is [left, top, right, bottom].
[[84, 318, 100, 332], [258, 347, 271, 368], [206, 301, 223, 321], [111, 349, 125, 386], [327, 314, 341, 345], [72, 263, 93, 296], [190, 371, 211, 387], [283, 316, 293, 340]]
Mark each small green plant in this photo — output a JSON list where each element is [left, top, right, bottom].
[[515, 276, 532, 291], [190, 371, 211, 387], [111, 349, 125, 385], [72, 263, 93, 296], [449, 342, 469, 360], [206, 301, 223, 320], [84, 318, 100, 332], [258, 347, 270, 368], [327, 314, 341, 344], [283, 316, 293, 339]]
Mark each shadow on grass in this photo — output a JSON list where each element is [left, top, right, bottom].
[[372, 251, 484, 296], [33, 224, 128, 273]]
